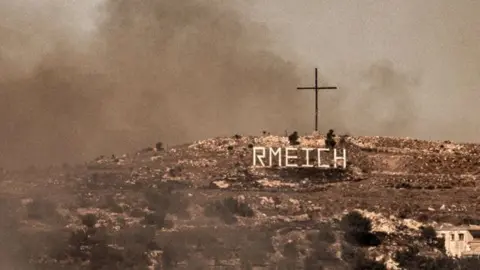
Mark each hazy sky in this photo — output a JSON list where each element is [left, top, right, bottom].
[[238, 0, 480, 141], [0, 0, 479, 168], [25, 0, 480, 142]]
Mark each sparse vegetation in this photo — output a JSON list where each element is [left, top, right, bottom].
[[81, 213, 98, 228], [2, 134, 480, 269], [308, 224, 336, 244], [341, 211, 381, 246], [130, 207, 145, 218], [462, 216, 480, 225], [26, 198, 57, 220], [281, 241, 299, 269], [156, 142, 164, 151], [420, 226, 437, 244], [140, 147, 154, 153], [204, 197, 254, 224], [143, 210, 173, 229], [304, 240, 339, 269], [288, 131, 300, 145], [392, 246, 480, 269], [102, 195, 124, 213], [144, 187, 190, 218], [342, 244, 386, 270]]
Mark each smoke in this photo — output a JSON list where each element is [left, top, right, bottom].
[[318, 60, 419, 137], [1, 0, 479, 169], [243, 0, 480, 142], [0, 0, 308, 169]]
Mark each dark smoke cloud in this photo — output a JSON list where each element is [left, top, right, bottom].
[[319, 61, 419, 137], [2, 0, 472, 169], [0, 0, 308, 169]]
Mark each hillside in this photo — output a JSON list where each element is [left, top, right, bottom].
[[1, 133, 480, 269]]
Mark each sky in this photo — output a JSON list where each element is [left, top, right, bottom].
[[237, 0, 480, 141], [0, 0, 479, 168]]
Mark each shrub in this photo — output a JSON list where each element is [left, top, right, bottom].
[[435, 237, 446, 253], [204, 197, 254, 224], [238, 235, 273, 268], [26, 198, 57, 220], [282, 241, 298, 269], [168, 192, 191, 219], [223, 197, 254, 217], [102, 195, 123, 213], [342, 244, 386, 270], [140, 147, 154, 153], [168, 166, 182, 177], [67, 225, 160, 268], [340, 211, 371, 232], [81, 213, 98, 228], [155, 142, 164, 151], [304, 241, 339, 269], [353, 258, 386, 270], [204, 201, 237, 224], [419, 226, 447, 251], [395, 249, 480, 269], [162, 243, 180, 270], [459, 256, 480, 269], [417, 213, 430, 222], [308, 224, 336, 244], [90, 242, 127, 269], [144, 188, 190, 219], [340, 211, 381, 246], [145, 189, 171, 211], [341, 243, 357, 264], [143, 210, 172, 229], [398, 207, 412, 219], [463, 216, 480, 225], [420, 226, 436, 242], [130, 208, 145, 218], [394, 246, 422, 269]]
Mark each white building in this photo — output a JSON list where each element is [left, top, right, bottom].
[[436, 225, 480, 257]]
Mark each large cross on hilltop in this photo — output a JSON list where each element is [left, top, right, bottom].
[[297, 68, 338, 132]]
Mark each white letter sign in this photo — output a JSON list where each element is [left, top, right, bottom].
[[334, 148, 347, 169], [317, 148, 330, 168], [252, 147, 347, 169], [301, 148, 314, 167], [269, 147, 282, 167], [285, 147, 298, 167], [253, 147, 266, 167]]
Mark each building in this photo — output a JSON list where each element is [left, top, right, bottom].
[[436, 225, 480, 257]]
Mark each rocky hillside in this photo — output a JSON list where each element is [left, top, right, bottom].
[[1, 133, 480, 269]]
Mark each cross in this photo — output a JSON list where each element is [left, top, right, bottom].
[[297, 68, 338, 131]]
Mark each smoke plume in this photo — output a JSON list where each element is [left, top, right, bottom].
[[244, 0, 480, 142], [1, 0, 479, 169], [0, 0, 308, 169]]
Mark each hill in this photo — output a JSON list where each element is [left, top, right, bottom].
[[1, 133, 480, 269]]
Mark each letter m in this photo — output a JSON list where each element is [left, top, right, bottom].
[[269, 147, 282, 166]]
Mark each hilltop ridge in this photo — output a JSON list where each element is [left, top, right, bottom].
[[1, 133, 480, 269]]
